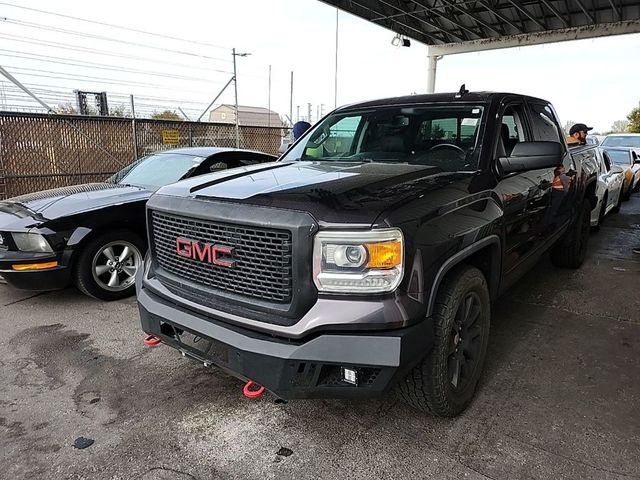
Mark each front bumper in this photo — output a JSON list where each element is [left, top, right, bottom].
[[0, 250, 70, 290], [138, 286, 433, 399]]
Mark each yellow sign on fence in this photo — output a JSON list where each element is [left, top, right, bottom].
[[162, 129, 180, 145]]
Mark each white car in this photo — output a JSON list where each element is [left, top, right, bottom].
[[601, 133, 640, 156], [591, 148, 625, 229]]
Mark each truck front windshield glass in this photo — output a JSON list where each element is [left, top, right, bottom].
[[108, 153, 205, 189], [281, 105, 485, 172]]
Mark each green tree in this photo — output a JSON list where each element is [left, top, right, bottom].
[[627, 107, 640, 133], [109, 105, 129, 117], [610, 119, 629, 133], [151, 110, 182, 121]]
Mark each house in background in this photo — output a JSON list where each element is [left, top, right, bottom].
[[205, 105, 285, 154], [208, 105, 283, 128]]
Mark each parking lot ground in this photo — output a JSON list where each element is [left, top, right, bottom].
[[1, 200, 639, 480]]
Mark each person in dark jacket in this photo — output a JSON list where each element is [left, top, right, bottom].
[[566, 123, 593, 146]]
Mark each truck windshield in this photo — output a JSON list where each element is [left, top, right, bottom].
[[281, 105, 485, 172]]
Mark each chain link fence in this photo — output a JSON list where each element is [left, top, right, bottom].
[[0, 111, 290, 199]]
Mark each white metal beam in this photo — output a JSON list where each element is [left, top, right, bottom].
[[427, 19, 640, 56]]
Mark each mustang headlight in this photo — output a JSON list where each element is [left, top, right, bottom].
[[12, 232, 53, 253], [313, 229, 404, 293]]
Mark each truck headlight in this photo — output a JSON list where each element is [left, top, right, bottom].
[[313, 229, 404, 293], [12, 233, 53, 253]]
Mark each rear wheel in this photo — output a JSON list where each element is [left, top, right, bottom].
[[396, 266, 491, 417], [550, 200, 590, 268], [74, 230, 145, 300]]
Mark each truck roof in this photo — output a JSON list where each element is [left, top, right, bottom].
[[336, 91, 549, 111]]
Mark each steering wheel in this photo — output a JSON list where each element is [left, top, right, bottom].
[[429, 143, 465, 154]]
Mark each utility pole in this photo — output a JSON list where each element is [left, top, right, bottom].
[[232, 48, 251, 148], [289, 71, 293, 130], [334, 7, 339, 109], [268, 64, 272, 128], [130, 95, 138, 159], [307, 103, 312, 124], [296, 105, 300, 122]]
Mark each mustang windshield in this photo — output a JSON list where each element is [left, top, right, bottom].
[[602, 135, 640, 148], [108, 153, 205, 189], [281, 105, 485, 172]]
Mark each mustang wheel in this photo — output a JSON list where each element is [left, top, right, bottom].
[[75, 230, 146, 300]]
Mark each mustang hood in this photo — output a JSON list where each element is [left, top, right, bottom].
[[156, 161, 472, 225], [0, 183, 150, 229]]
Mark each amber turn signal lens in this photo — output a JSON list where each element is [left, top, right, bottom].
[[11, 261, 58, 271], [366, 242, 402, 269]]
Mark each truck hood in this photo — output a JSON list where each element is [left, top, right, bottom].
[[157, 161, 471, 226], [0, 182, 151, 230]]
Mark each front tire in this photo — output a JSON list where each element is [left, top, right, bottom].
[[74, 230, 145, 300], [396, 266, 491, 417], [550, 200, 590, 269]]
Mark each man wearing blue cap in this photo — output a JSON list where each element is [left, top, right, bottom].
[[279, 121, 312, 154], [292, 121, 311, 141]]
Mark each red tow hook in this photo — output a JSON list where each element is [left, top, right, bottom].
[[143, 334, 162, 346], [243, 380, 265, 399]]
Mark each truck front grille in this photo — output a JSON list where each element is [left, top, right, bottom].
[[151, 211, 293, 303]]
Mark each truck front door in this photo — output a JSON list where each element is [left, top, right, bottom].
[[494, 101, 553, 279]]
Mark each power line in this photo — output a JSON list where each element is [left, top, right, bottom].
[[0, 52, 233, 82], [0, 48, 234, 76], [0, 18, 233, 63], [0, 2, 232, 51], [1, 65, 236, 91], [0, 33, 276, 83]]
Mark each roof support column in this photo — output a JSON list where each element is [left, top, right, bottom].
[[427, 52, 442, 93]]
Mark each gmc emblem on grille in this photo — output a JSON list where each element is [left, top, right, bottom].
[[175, 238, 235, 268]]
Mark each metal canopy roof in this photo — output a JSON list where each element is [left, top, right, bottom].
[[322, 1, 640, 52]]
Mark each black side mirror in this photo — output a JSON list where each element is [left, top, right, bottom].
[[499, 141, 564, 174]]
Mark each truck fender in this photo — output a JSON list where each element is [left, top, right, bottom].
[[426, 235, 501, 317]]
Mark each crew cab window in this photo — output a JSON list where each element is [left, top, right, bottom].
[[282, 105, 485, 172], [497, 104, 527, 157], [530, 103, 563, 143]]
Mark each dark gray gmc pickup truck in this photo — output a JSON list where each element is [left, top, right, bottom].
[[137, 91, 598, 416]]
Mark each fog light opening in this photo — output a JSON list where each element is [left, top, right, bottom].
[[341, 367, 359, 386]]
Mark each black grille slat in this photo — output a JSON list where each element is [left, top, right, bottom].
[[151, 211, 293, 303]]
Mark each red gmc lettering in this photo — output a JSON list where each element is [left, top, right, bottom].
[[192, 242, 212, 263], [176, 238, 192, 258], [175, 238, 235, 268]]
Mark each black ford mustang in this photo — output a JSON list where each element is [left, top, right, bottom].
[[0, 147, 275, 300]]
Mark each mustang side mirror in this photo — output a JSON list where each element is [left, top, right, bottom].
[[499, 141, 564, 174]]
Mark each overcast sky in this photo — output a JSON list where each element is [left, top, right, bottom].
[[0, 0, 639, 132]]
